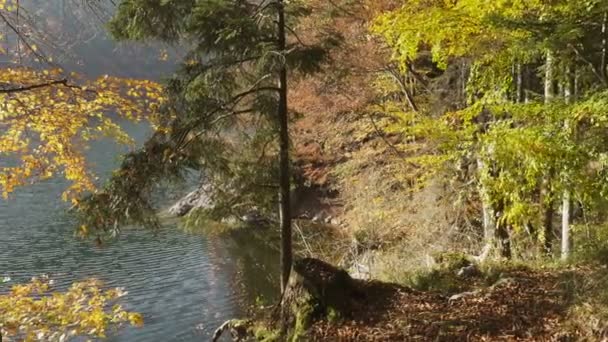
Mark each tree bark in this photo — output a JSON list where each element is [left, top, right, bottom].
[[561, 191, 571, 260], [602, 12, 607, 82], [543, 193, 554, 253], [542, 51, 555, 255], [561, 66, 576, 261], [516, 63, 525, 104], [544, 51, 555, 103], [495, 199, 512, 259], [477, 158, 495, 245], [277, 0, 292, 292]]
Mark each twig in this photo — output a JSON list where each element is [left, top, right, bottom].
[[368, 113, 405, 158], [385, 66, 419, 112], [294, 221, 314, 257]]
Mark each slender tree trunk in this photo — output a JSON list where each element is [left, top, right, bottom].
[[477, 156, 495, 245], [561, 66, 576, 261], [561, 191, 571, 260], [516, 63, 525, 104], [545, 51, 555, 103], [602, 12, 607, 82], [277, 0, 292, 292], [484, 146, 511, 259], [543, 192, 554, 253], [495, 199, 512, 259], [543, 50, 555, 255]]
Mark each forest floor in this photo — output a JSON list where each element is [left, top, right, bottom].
[[302, 263, 606, 341]]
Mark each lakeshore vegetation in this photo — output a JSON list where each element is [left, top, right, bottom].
[[4, 0, 608, 340]]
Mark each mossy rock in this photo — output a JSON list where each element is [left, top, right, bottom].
[[433, 252, 472, 271], [280, 258, 361, 341]]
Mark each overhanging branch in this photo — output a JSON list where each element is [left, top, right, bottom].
[[0, 78, 98, 94]]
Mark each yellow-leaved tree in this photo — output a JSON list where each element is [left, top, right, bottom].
[[0, 68, 165, 202], [1, 277, 143, 341], [0, 0, 165, 339]]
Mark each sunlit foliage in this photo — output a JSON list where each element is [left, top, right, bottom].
[[373, 0, 608, 256], [0, 68, 165, 202], [0, 0, 166, 202], [0, 277, 143, 341]]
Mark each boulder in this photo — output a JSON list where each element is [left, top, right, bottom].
[[167, 183, 213, 217]]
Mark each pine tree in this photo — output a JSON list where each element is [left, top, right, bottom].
[[78, 0, 331, 291]]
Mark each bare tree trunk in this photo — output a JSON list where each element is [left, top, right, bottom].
[[561, 66, 576, 261], [602, 12, 607, 82], [277, 0, 292, 292], [543, 50, 555, 255], [561, 191, 571, 260], [543, 192, 555, 253], [545, 51, 555, 103], [495, 199, 512, 259], [516, 63, 525, 103], [477, 158, 495, 244]]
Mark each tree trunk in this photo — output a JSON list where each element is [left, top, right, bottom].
[[543, 194, 554, 253], [542, 51, 555, 255], [561, 191, 570, 260], [495, 199, 512, 259], [477, 158, 495, 246], [545, 51, 554, 103], [561, 66, 575, 261], [277, 0, 292, 292], [602, 12, 607, 82], [516, 63, 525, 103]]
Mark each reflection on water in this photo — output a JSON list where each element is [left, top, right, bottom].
[[0, 119, 278, 340], [0, 1, 279, 340]]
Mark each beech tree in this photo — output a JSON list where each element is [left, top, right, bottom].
[[374, 0, 608, 260], [0, 0, 165, 202], [1, 277, 143, 341], [0, 68, 165, 201], [0, 1, 160, 338]]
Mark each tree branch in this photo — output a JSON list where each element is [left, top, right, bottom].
[[0, 78, 98, 94], [385, 67, 419, 112], [570, 44, 607, 86], [0, 79, 68, 93]]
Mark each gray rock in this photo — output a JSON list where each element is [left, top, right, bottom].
[[456, 264, 481, 278], [241, 209, 266, 225], [490, 277, 519, 289], [448, 290, 480, 303], [168, 183, 213, 217], [330, 217, 342, 226]]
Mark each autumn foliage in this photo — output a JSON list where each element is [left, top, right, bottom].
[[0, 277, 143, 341], [0, 68, 164, 202]]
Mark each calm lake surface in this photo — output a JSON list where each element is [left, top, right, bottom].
[[0, 1, 278, 340]]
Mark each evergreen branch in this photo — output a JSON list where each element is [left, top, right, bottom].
[[208, 108, 257, 126], [178, 108, 256, 152]]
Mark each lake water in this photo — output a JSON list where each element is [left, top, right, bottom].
[[0, 1, 279, 340]]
